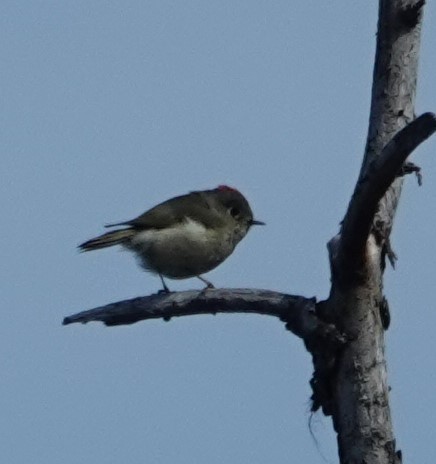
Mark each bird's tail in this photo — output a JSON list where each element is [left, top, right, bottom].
[[78, 229, 135, 251]]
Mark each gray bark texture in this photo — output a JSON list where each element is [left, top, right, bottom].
[[323, 1, 432, 463], [64, 1, 436, 463]]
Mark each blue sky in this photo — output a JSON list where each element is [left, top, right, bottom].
[[1, 2, 436, 463]]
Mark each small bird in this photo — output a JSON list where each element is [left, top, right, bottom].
[[79, 185, 264, 292]]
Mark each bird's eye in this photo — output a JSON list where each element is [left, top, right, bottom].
[[229, 207, 240, 218]]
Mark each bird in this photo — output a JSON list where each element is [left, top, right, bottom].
[[78, 185, 265, 292]]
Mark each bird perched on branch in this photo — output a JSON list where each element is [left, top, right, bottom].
[[79, 185, 264, 292]]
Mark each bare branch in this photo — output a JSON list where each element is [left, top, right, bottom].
[[337, 112, 436, 281], [64, 289, 347, 354], [63, 288, 342, 343], [64, 290, 347, 415]]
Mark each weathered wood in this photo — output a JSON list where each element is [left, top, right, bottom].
[[336, 113, 436, 284], [64, 289, 346, 351], [324, 1, 428, 463]]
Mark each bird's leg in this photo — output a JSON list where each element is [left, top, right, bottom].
[[158, 274, 170, 293], [196, 275, 215, 289]]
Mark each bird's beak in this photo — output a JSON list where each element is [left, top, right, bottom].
[[250, 219, 266, 226]]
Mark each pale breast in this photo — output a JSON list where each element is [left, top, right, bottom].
[[127, 218, 235, 278]]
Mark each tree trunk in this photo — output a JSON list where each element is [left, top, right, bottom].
[[325, 1, 426, 463]]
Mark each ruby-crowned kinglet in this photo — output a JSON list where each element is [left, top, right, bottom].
[[79, 185, 264, 292]]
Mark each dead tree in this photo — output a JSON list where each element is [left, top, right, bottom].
[[64, 2, 435, 463]]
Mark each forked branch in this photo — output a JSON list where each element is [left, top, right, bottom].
[[337, 112, 436, 278]]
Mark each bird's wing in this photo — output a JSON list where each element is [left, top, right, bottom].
[[106, 191, 225, 230]]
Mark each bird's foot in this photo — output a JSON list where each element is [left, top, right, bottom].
[[196, 275, 214, 290], [158, 274, 171, 294], [158, 288, 171, 295]]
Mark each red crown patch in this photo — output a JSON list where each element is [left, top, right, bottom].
[[216, 185, 240, 194]]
